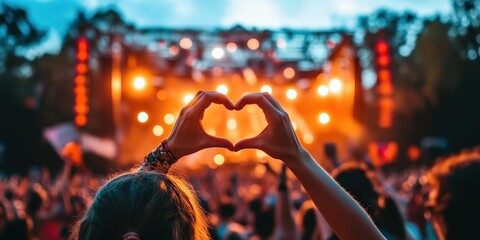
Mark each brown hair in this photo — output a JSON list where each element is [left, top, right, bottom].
[[69, 170, 209, 240]]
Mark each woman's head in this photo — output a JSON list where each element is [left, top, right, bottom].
[[427, 149, 480, 239], [70, 171, 209, 240]]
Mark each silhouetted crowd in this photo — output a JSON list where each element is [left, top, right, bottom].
[[1, 147, 479, 240]]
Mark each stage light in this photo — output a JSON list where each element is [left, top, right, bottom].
[[179, 37, 192, 50], [212, 47, 224, 59], [156, 90, 167, 101], [133, 76, 146, 90], [153, 125, 164, 136], [319, 113, 330, 124], [214, 154, 225, 166], [169, 45, 179, 56], [184, 94, 194, 104], [226, 42, 237, 53], [217, 84, 228, 95], [247, 38, 260, 50], [260, 85, 272, 94], [75, 114, 87, 126], [329, 78, 342, 93], [276, 38, 287, 48], [137, 112, 149, 123], [291, 121, 298, 131], [227, 118, 237, 130], [317, 85, 329, 96], [283, 67, 295, 79], [303, 133, 314, 144], [164, 113, 175, 125], [286, 88, 297, 100]]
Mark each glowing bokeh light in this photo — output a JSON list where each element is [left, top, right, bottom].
[[329, 78, 342, 93], [169, 45, 179, 56], [317, 85, 329, 96], [133, 76, 146, 90], [226, 42, 237, 52], [153, 125, 164, 136], [286, 88, 298, 100], [247, 38, 260, 50], [156, 90, 167, 101], [227, 118, 237, 130], [276, 38, 287, 48], [283, 67, 295, 79], [214, 154, 225, 165], [164, 113, 175, 125], [212, 47, 224, 59], [179, 37, 192, 49], [303, 133, 314, 144], [137, 112, 149, 123], [260, 85, 272, 94], [217, 84, 228, 95], [184, 94, 194, 104], [319, 113, 330, 124]]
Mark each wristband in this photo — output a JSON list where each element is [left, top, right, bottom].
[[141, 140, 178, 173]]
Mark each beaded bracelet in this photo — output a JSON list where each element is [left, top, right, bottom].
[[141, 140, 178, 173]]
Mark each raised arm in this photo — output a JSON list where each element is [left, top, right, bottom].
[[234, 93, 385, 240]]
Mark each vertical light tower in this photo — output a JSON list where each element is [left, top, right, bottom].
[[74, 37, 89, 127], [375, 39, 394, 129]]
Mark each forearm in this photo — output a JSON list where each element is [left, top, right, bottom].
[[273, 190, 297, 240], [286, 149, 385, 240]]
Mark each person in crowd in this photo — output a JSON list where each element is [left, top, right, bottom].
[[69, 91, 385, 240], [426, 149, 480, 240], [330, 162, 407, 240]]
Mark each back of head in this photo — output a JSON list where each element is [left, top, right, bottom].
[[70, 171, 209, 240], [332, 162, 379, 216], [428, 149, 480, 239]]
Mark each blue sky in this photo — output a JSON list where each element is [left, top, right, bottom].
[[4, 0, 452, 57]]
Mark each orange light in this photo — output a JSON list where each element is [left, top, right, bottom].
[[247, 38, 260, 50], [179, 37, 193, 49], [286, 88, 297, 100], [260, 85, 272, 94], [169, 45, 179, 56], [75, 95, 88, 104], [226, 42, 237, 52], [76, 63, 88, 74], [303, 133, 314, 144], [74, 104, 89, 114], [378, 69, 391, 82], [153, 125, 164, 136], [318, 113, 330, 124], [214, 154, 225, 165], [184, 94, 194, 104], [283, 67, 295, 79], [137, 112, 149, 123], [376, 41, 389, 54], [408, 146, 421, 161], [74, 85, 87, 95], [75, 114, 87, 126], [76, 51, 88, 61], [164, 113, 175, 125], [133, 76, 146, 90], [317, 85, 329, 96], [77, 39, 88, 51], [377, 55, 391, 67], [75, 75, 87, 85], [227, 118, 237, 130], [216, 84, 228, 95], [329, 78, 342, 93]]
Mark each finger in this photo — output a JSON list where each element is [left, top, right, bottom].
[[188, 91, 205, 106], [194, 92, 235, 113], [234, 136, 263, 152], [204, 135, 235, 151], [235, 93, 277, 116], [261, 92, 285, 112]]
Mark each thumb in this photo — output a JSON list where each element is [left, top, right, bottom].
[[205, 136, 235, 151], [234, 137, 262, 152]]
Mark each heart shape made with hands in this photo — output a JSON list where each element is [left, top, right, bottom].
[[201, 103, 268, 144]]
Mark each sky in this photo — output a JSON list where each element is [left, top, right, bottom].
[[4, 0, 452, 57]]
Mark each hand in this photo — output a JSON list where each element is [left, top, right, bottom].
[[166, 91, 235, 159], [234, 93, 305, 164]]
